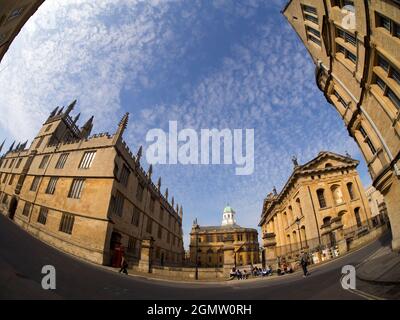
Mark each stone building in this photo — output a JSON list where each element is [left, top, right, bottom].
[[0, 101, 185, 268], [282, 0, 400, 250], [189, 206, 259, 268], [0, 0, 45, 63], [259, 151, 372, 265], [366, 185, 388, 226]]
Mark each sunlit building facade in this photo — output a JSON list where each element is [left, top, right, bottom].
[[0, 101, 185, 267], [189, 206, 260, 267], [282, 0, 400, 250], [259, 152, 372, 265]]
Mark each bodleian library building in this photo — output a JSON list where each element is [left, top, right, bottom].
[[0, 101, 185, 270]]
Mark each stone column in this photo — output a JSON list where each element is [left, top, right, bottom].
[[223, 234, 235, 276], [138, 237, 154, 273], [277, 213, 285, 246]]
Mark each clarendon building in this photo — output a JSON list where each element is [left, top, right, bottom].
[[259, 151, 372, 266], [0, 0, 44, 63], [189, 206, 260, 268], [282, 0, 400, 250], [0, 101, 185, 268]]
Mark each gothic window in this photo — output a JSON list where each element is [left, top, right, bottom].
[[22, 202, 31, 216], [59, 213, 74, 234], [119, 164, 130, 187], [37, 207, 48, 225], [45, 177, 58, 195], [79, 151, 96, 169], [55, 153, 69, 169], [68, 179, 85, 199], [39, 155, 50, 169]]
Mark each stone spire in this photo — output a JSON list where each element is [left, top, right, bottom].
[[15, 142, 20, 150], [49, 106, 58, 118], [0, 139, 5, 153], [147, 164, 153, 179], [273, 186, 277, 196], [136, 146, 142, 164], [73, 113, 81, 123], [8, 141, 15, 152], [81, 116, 94, 139], [57, 106, 64, 115], [165, 188, 168, 201], [21, 140, 28, 150], [179, 205, 183, 219], [157, 177, 161, 190], [171, 196, 174, 208], [113, 113, 129, 144], [65, 99, 77, 116]]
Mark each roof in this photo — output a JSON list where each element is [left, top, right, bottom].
[[223, 206, 235, 213], [192, 224, 257, 234]]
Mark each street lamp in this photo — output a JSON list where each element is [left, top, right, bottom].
[[194, 224, 200, 280], [295, 217, 303, 250]]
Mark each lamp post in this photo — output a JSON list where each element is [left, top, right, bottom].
[[194, 224, 200, 280], [295, 217, 303, 250]]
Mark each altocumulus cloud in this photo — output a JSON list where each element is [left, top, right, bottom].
[[0, 0, 370, 247]]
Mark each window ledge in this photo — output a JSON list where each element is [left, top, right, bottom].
[[335, 53, 356, 74]]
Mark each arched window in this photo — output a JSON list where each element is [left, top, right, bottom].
[[283, 212, 288, 227], [292, 230, 298, 245], [288, 205, 293, 222], [323, 216, 331, 225], [354, 207, 362, 227], [331, 185, 344, 205], [300, 226, 307, 246], [347, 182, 355, 200], [317, 189, 327, 208]]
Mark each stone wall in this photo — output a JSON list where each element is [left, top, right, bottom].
[[132, 265, 225, 280]]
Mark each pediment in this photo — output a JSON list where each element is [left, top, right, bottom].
[[300, 151, 358, 172]]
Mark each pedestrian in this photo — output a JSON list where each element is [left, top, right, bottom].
[[300, 252, 310, 277], [119, 254, 129, 275]]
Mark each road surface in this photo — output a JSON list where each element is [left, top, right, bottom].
[[0, 214, 385, 299]]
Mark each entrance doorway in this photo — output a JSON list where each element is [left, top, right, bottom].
[[110, 231, 122, 267], [160, 252, 164, 266], [8, 197, 18, 220]]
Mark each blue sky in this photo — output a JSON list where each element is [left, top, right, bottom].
[[0, 0, 371, 248]]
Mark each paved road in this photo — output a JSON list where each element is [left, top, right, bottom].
[[0, 214, 385, 299]]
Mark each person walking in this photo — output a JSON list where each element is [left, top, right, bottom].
[[119, 254, 129, 275], [300, 252, 310, 277]]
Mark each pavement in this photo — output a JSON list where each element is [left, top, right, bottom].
[[0, 213, 398, 299], [355, 231, 400, 299]]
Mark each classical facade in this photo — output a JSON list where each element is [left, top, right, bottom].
[[259, 151, 372, 265], [189, 206, 259, 268], [0, 101, 185, 268], [282, 0, 400, 250], [366, 185, 388, 226], [0, 0, 45, 62]]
